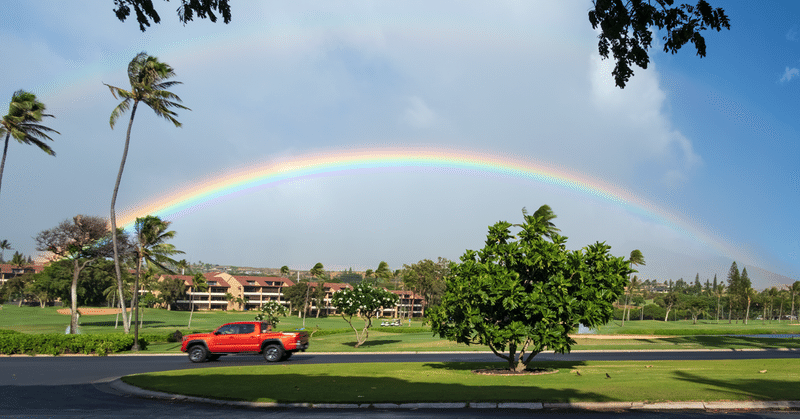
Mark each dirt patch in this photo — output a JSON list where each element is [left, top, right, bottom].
[[472, 368, 559, 376], [56, 308, 131, 315]]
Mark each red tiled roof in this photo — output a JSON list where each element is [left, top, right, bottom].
[[229, 275, 295, 287], [0, 263, 45, 274]]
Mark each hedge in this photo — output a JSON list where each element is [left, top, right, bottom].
[[0, 333, 147, 356]]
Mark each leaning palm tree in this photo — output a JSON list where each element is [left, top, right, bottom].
[[0, 239, 11, 262], [0, 90, 59, 200], [106, 52, 189, 334], [622, 250, 645, 327], [517, 205, 561, 239], [131, 215, 184, 350]]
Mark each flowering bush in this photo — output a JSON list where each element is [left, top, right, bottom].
[[331, 283, 398, 347]]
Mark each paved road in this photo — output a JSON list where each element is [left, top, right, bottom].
[[1, 351, 799, 418]]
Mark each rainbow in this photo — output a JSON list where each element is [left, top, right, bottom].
[[116, 146, 746, 262]]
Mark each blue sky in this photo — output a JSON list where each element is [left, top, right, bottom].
[[1, 1, 798, 289]]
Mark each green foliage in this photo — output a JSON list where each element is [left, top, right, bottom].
[[589, 0, 730, 88], [113, 0, 232, 32], [254, 301, 288, 327], [401, 257, 450, 308], [428, 206, 633, 371], [0, 333, 147, 356]]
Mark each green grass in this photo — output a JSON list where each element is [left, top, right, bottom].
[[121, 359, 800, 404], [598, 319, 800, 336], [4, 305, 800, 354]]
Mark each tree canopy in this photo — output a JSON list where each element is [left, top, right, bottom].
[[589, 0, 730, 88], [428, 206, 633, 372], [113, 0, 232, 31]]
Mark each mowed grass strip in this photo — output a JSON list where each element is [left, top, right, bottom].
[[121, 359, 799, 404]]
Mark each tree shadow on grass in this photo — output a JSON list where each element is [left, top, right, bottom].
[[342, 339, 401, 348], [123, 370, 614, 404], [672, 370, 799, 401], [425, 361, 588, 373], [658, 336, 800, 349], [80, 320, 164, 327]]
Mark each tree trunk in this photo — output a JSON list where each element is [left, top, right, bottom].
[[188, 293, 194, 328], [132, 254, 142, 351], [744, 297, 751, 325], [0, 133, 11, 200], [68, 260, 86, 334], [110, 101, 138, 335]]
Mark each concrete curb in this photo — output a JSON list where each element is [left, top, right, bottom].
[[107, 379, 800, 411]]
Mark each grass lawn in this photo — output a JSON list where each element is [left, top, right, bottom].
[[4, 305, 800, 354], [122, 359, 800, 404]]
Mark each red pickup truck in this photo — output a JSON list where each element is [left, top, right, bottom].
[[180, 321, 309, 363]]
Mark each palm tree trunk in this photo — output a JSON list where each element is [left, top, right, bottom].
[[188, 293, 194, 328], [111, 101, 138, 334], [132, 252, 142, 351], [0, 133, 10, 200]]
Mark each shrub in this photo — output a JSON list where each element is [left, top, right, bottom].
[[0, 333, 148, 356]]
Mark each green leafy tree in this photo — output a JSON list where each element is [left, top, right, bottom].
[[656, 292, 679, 321], [330, 282, 398, 347], [589, 0, 730, 88], [254, 301, 288, 328], [790, 281, 800, 325], [106, 52, 189, 334], [283, 282, 311, 317], [157, 275, 186, 310], [373, 261, 392, 287], [0, 90, 59, 201], [34, 215, 126, 334], [0, 274, 27, 305], [401, 257, 450, 311], [280, 265, 290, 277], [428, 206, 633, 372]]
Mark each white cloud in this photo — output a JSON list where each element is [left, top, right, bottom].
[[588, 54, 703, 186], [787, 25, 799, 42], [401, 96, 436, 128], [780, 66, 799, 82]]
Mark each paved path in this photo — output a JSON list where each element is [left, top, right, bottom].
[[2, 351, 800, 418]]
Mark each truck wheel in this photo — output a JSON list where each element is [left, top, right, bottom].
[[188, 345, 208, 363], [263, 344, 284, 362]]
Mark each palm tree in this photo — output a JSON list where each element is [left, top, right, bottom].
[[280, 265, 290, 277], [308, 263, 325, 320], [10, 251, 25, 268], [105, 52, 189, 334], [188, 272, 208, 328], [622, 250, 645, 327], [0, 90, 59, 201], [790, 281, 800, 325], [131, 215, 184, 350], [176, 259, 189, 275], [518, 205, 561, 238], [0, 239, 11, 262]]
